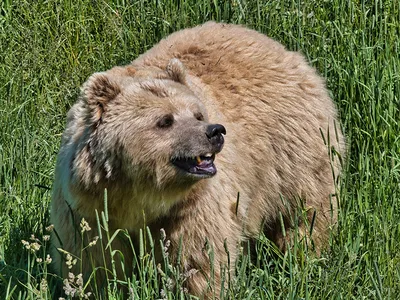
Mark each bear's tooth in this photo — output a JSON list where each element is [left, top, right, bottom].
[[204, 153, 213, 158], [196, 156, 202, 164]]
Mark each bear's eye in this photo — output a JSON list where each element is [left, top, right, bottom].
[[157, 114, 174, 128], [194, 112, 204, 121]]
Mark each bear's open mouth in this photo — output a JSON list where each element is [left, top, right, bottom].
[[171, 153, 216, 177]]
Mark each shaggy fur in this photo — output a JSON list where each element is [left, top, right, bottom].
[[50, 22, 344, 298]]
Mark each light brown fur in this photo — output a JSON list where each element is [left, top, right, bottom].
[[50, 22, 344, 298]]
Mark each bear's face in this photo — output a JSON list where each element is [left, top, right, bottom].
[[74, 60, 226, 192]]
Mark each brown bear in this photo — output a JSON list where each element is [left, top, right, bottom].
[[50, 22, 344, 298]]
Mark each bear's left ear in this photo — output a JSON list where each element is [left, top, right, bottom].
[[166, 58, 187, 84], [82, 72, 121, 123]]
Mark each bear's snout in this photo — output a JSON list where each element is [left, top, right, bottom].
[[206, 124, 226, 151]]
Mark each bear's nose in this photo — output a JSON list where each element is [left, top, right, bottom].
[[206, 124, 226, 152], [206, 124, 226, 139]]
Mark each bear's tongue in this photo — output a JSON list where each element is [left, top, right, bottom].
[[193, 156, 216, 175], [172, 154, 216, 176]]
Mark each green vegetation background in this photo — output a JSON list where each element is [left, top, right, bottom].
[[0, 0, 399, 298]]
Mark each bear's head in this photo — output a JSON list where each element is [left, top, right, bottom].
[[67, 59, 226, 195]]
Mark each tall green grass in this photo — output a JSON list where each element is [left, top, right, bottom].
[[1, 0, 399, 298]]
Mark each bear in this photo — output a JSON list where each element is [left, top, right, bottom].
[[50, 22, 344, 298]]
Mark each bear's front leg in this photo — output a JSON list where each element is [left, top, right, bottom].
[[163, 196, 242, 299]]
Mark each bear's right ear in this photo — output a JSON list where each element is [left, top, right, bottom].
[[82, 72, 121, 123], [166, 58, 187, 84]]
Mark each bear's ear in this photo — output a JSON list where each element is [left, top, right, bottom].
[[166, 58, 187, 84], [82, 72, 121, 123]]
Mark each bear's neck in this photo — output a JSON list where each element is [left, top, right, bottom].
[[111, 186, 190, 230], [73, 180, 197, 231]]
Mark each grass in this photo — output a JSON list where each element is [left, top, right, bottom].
[[0, 0, 399, 298]]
